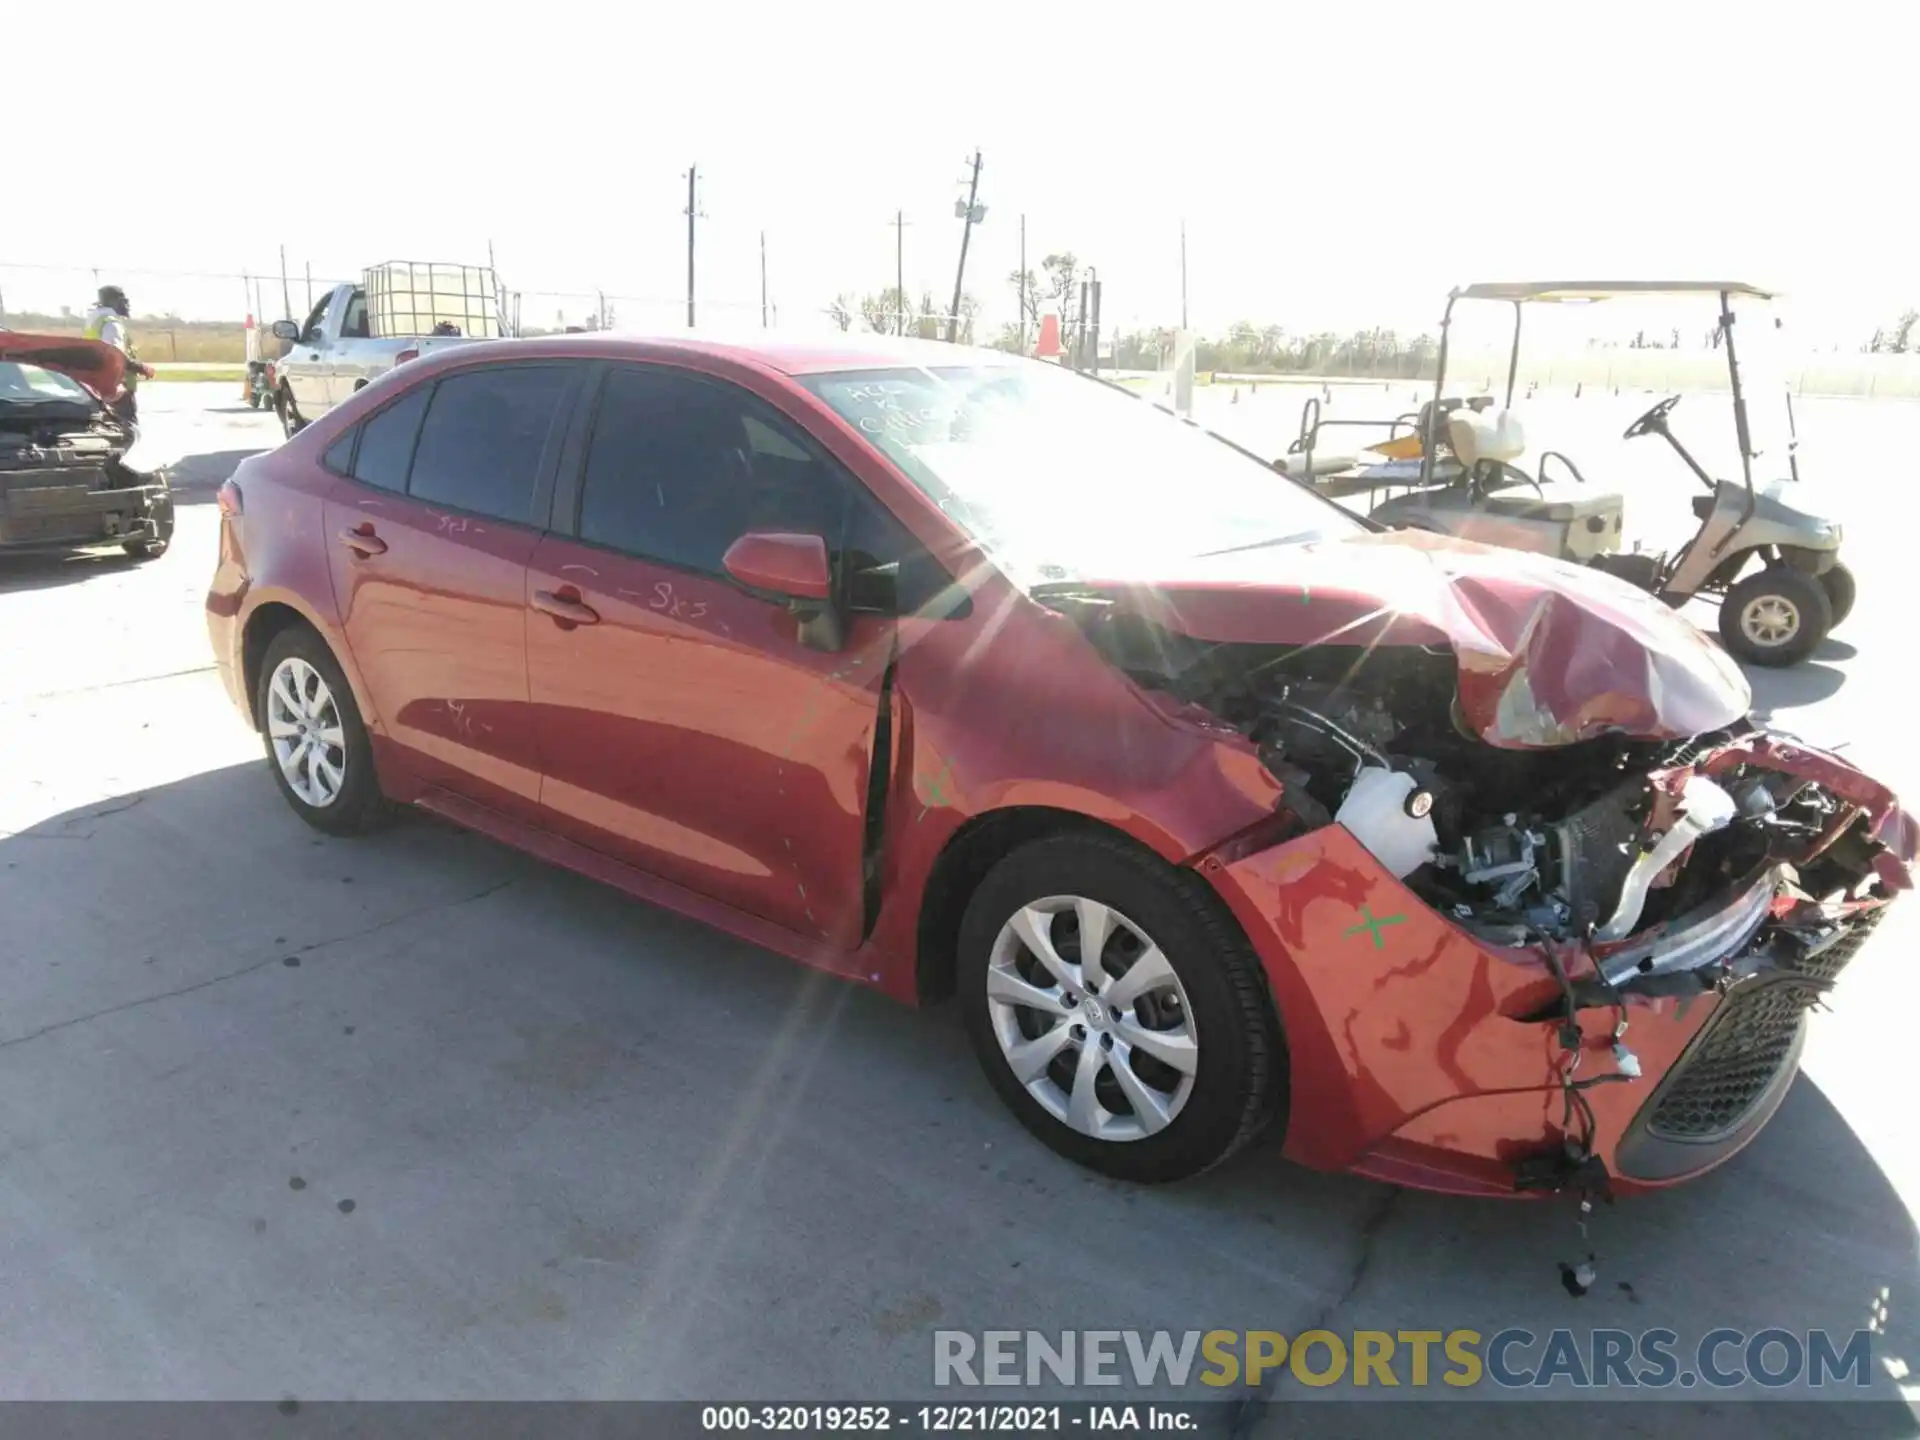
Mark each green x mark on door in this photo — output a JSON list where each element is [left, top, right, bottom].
[[1343, 906, 1406, 950]]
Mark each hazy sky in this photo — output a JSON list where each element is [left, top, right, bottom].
[[8, 1, 1912, 345]]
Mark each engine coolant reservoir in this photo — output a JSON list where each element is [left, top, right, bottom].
[[1335, 768, 1439, 879]]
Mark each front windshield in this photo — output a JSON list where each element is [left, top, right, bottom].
[[0, 361, 93, 406], [801, 361, 1358, 585]]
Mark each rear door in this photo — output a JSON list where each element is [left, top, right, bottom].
[[525, 363, 942, 945], [323, 361, 583, 821]]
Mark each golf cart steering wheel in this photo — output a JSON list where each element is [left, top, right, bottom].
[[1624, 394, 1681, 441]]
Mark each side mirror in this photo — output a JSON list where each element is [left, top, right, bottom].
[[722, 532, 842, 650], [270, 320, 301, 343]]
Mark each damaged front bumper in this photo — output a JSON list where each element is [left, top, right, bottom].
[[0, 465, 171, 552], [1199, 734, 1911, 1198]]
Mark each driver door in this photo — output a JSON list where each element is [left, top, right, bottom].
[[282, 291, 334, 416], [525, 363, 937, 948]]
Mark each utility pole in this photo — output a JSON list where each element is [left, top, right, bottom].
[[684, 165, 700, 328], [947, 149, 985, 343], [279, 245, 292, 320], [1179, 219, 1189, 331], [1018, 213, 1027, 353], [1089, 269, 1103, 374], [892, 209, 910, 335], [304, 262, 313, 313], [760, 231, 769, 328]]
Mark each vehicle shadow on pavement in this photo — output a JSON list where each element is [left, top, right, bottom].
[[1746, 660, 1847, 718], [1, 761, 1912, 1416], [166, 447, 269, 503]]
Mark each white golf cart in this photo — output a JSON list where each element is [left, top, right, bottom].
[[1276, 282, 1850, 667]]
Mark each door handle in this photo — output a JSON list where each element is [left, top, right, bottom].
[[532, 587, 600, 626], [338, 524, 387, 557]]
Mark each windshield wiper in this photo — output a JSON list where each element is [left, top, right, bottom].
[[1193, 530, 1319, 559]]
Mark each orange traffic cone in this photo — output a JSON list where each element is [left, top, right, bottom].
[[1035, 312, 1063, 361]]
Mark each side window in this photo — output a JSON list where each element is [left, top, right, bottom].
[[578, 368, 792, 573], [300, 294, 332, 344], [322, 429, 358, 476], [407, 366, 574, 523], [339, 291, 370, 339], [841, 484, 961, 616], [349, 385, 431, 492], [577, 366, 955, 613]]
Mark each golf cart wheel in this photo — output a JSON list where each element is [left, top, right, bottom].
[[958, 832, 1283, 1183], [1820, 562, 1857, 628], [1719, 567, 1832, 667]]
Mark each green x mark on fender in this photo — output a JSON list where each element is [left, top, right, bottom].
[[916, 754, 959, 821], [1343, 906, 1406, 950]]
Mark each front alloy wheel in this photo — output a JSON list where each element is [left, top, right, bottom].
[[960, 833, 1282, 1183], [985, 895, 1199, 1141]]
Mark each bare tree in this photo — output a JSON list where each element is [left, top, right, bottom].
[[828, 294, 855, 332]]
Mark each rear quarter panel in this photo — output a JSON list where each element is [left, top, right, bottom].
[[206, 448, 370, 729]]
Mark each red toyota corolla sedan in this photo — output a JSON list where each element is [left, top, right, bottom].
[[206, 333, 1911, 1197]]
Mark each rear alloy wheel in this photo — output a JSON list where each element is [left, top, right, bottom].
[[1820, 561, 1857, 628], [1719, 567, 1833, 668], [960, 834, 1281, 1182], [256, 627, 390, 835]]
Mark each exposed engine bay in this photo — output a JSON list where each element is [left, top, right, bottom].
[[1076, 610, 1898, 966], [0, 366, 172, 552]]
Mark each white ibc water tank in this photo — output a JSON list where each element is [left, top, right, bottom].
[[1335, 768, 1439, 879]]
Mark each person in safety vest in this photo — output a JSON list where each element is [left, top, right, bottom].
[[83, 285, 155, 425]]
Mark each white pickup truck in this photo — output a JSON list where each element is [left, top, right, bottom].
[[268, 261, 506, 436]]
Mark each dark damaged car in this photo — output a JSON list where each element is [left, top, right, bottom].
[[205, 335, 1910, 1199], [0, 333, 174, 559]]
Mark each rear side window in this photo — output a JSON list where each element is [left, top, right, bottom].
[[407, 366, 574, 523], [321, 430, 357, 476], [350, 385, 430, 492]]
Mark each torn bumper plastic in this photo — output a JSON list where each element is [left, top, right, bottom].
[[1199, 737, 1908, 1198]]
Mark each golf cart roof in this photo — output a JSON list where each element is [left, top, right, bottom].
[[1454, 281, 1779, 303]]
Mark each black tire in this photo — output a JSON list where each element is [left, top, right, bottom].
[[123, 487, 175, 559], [1719, 566, 1833, 668], [1820, 561, 1857, 628], [278, 385, 306, 438], [958, 832, 1283, 1183], [254, 625, 391, 835]]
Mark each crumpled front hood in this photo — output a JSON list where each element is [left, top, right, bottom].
[[1058, 529, 1751, 748], [0, 332, 126, 404]]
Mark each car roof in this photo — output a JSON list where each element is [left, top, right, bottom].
[[1454, 280, 1778, 303], [418, 330, 1021, 377]]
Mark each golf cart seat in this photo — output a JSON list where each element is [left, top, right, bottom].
[[1447, 408, 1527, 469]]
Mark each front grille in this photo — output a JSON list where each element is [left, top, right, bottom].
[[1646, 979, 1815, 1141], [1645, 902, 1891, 1141], [1788, 902, 1886, 986]]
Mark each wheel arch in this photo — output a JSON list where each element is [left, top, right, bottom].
[[912, 803, 1266, 1010], [239, 596, 371, 732]]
